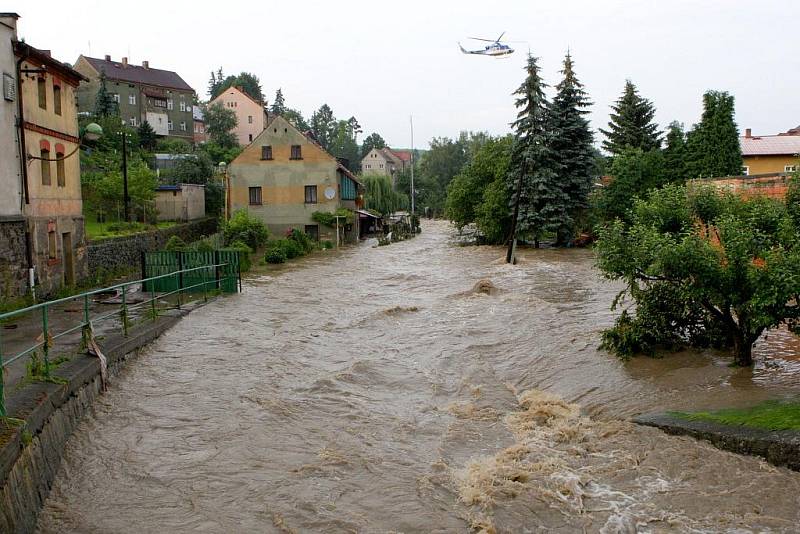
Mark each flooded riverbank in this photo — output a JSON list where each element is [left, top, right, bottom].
[[37, 220, 800, 532]]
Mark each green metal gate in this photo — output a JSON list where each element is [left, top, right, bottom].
[[142, 251, 240, 293]]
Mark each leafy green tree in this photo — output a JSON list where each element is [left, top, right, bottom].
[[198, 142, 242, 166], [596, 184, 800, 366], [685, 90, 742, 179], [475, 178, 512, 244], [137, 120, 157, 151], [362, 174, 409, 216], [205, 102, 238, 148], [663, 121, 688, 184], [550, 52, 595, 243], [600, 80, 662, 155], [328, 120, 361, 171], [208, 68, 264, 102], [282, 108, 309, 132], [361, 132, 387, 158], [507, 54, 564, 247], [161, 152, 214, 185], [271, 88, 286, 115], [445, 136, 512, 231], [347, 116, 363, 142], [309, 104, 336, 150], [416, 135, 470, 216], [155, 138, 192, 154], [594, 147, 666, 222], [94, 70, 119, 118]]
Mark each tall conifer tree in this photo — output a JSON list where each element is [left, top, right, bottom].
[[600, 80, 661, 155], [550, 52, 595, 243], [507, 54, 565, 247], [663, 121, 688, 183], [685, 91, 742, 179], [94, 70, 118, 117]]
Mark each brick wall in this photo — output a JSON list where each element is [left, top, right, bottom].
[[0, 219, 28, 299], [696, 173, 791, 200]]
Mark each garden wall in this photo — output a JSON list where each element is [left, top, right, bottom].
[[87, 218, 218, 278]]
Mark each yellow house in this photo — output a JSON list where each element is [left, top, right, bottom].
[[227, 115, 363, 242], [15, 42, 88, 295], [741, 128, 800, 175]]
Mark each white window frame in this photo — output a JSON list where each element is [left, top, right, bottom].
[[785, 164, 797, 173], [742, 166, 749, 176], [129, 94, 136, 105], [167, 99, 174, 110], [180, 121, 186, 131], [179, 100, 186, 112], [129, 117, 137, 127], [112, 93, 120, 103], [168, 120, 174, 131]]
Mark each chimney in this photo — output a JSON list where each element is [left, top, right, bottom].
[[104, 54, 111, 61], [745, 128, 752, 138], [0, 13, 19, 38], [142, 60, 149, 69], [122, 57, 128, 68]]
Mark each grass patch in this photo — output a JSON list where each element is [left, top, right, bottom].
[[85, 220, 176, 240], [671, 400, 800, 431]]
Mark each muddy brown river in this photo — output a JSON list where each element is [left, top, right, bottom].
[[37, 221, 800, 533]]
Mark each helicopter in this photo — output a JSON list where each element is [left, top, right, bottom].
[[458, 32, 516, 57]]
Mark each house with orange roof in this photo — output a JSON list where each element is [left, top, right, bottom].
[[208, 85, 267, 146]]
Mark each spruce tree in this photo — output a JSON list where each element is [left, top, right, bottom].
[[138, 121, 158, 151], [685, 91, 742, 179], [663, 121, 688, 184], [600, 80, 661, 155], [94, 70, 118, 118], [507, 54, 565, 248], [270, 88, 286, 115], [550, 52, 594, 243]]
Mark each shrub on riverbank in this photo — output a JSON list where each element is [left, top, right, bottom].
[[265, 248, 287, 264], [223, 210, 269, 250]]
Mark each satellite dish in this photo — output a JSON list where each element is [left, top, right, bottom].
[[324, 187, 336, 200]]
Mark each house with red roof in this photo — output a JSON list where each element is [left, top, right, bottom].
[[73, 55, 196, 143]]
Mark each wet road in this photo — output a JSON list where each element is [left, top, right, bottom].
[[37, 221, 800, 532]]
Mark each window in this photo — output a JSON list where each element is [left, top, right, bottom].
[[785, 165, 797, 173], [180, 121, 186, 131], [129, 117, 137, 127], [129, 94, 136, 105], [53, 85, 62, 115], [742, 166, 749, 176], [112, 93, 120, 103], [37, 77, 46, 109], [290, 145, 302, 160], [179, 100, 186, 112], [48, 231, 57, 259], [248, 115, 253, 124], [194, 123, 199, 133], [261, 145, 273, 160], [379, 164, 384, 169], [167, 99, 173, 110], [41, 148, 51, 185], [304, 185, 317, 204], [168, 121, 174, 131], [340, 175, 357, 200], [248, 134, 253, 142], [56, 152, 65, 187], [249, 186, 262, 205], [154, 98, 166, 108]]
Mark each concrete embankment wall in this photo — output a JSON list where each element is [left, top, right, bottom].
[[635, 413, 800, 471], [87, 217, 218, 278], [0, 315, 183, 533]]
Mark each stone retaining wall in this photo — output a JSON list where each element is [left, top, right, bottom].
[[0, 218, 28, 299], [87, 218, 218, 278], [634, 413, 800, 471], [0, 314, 183, 533]]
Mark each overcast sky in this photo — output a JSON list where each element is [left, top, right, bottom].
[[13, 0, 800, 150]]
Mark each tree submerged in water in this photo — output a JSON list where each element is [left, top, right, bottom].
[[596, 181, 800, 366]]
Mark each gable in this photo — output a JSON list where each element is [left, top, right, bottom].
[[231, 115, 336, 166]]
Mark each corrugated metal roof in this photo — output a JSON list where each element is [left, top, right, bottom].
[[740, 135, 800, 156], [82, 55, 194, 92]]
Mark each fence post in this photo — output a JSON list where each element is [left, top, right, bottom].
[[42, 306, 51, 377], [81, 294, 91, 349], [214, 250, 221, 291], [140, 251, 147, 292], [177, 252, 183, 310], [120, 283, 129, 336]]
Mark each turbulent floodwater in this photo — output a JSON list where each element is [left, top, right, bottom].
[[38, 221, 800, 533]]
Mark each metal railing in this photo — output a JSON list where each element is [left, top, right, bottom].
[[0, 262, 237, 417]]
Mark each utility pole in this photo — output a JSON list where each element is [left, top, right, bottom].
[[121, 126, 130, 222], [410, 115, 415, 221]]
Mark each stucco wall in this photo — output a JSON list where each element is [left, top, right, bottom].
[[210, 87, 265, 146], [361, 148, 392, 176], [743, 154, 799, 175], [0, 16, 22, 218], [155, 185, 206, 221]]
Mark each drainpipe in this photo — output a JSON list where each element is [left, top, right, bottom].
[[15, 43, 36, 298]]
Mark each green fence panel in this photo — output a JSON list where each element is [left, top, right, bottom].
[[143, 251, 239, 293]]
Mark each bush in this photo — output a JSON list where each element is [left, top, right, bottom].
[[265, 248, 287, 264], [223, 210, 269, 249], [225, 240, 253, 271], [288, 228, 314, 253], [164, 235, 187, 251], [281, 239, 303, 259], [320, 240, 334, 250]]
